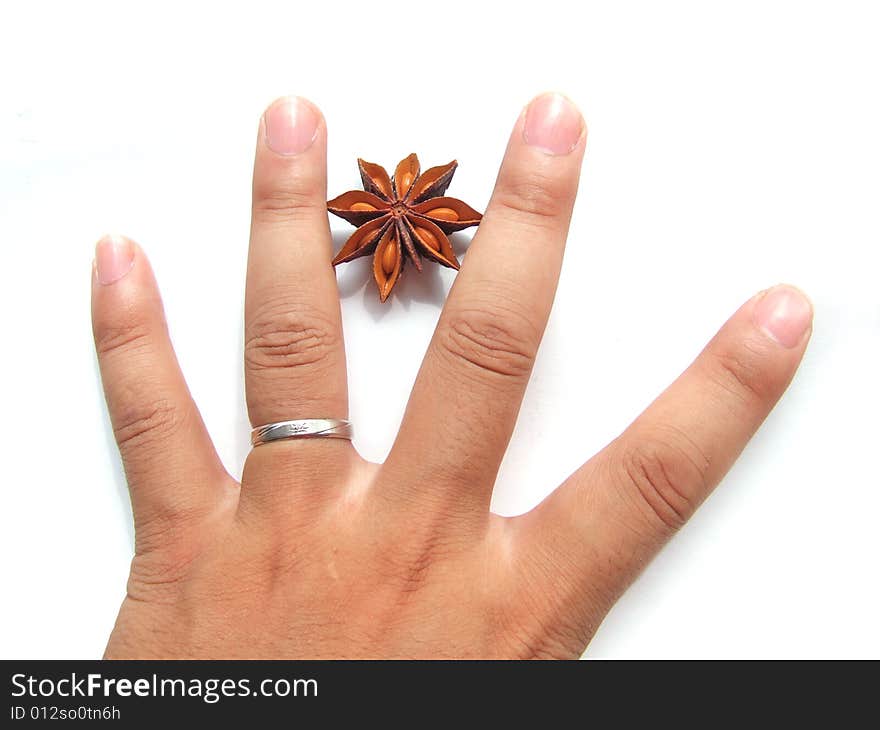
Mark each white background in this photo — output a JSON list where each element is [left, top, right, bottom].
[[1, 1, 878, 658]]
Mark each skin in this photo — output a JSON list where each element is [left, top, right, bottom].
[[92, 94, 811, 659]]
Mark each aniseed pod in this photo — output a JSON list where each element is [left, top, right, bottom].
[[415, 226, 440, 252], [381, 241, 398, 274], [425, 207, 459, 222], [330, 154, 483, 301]]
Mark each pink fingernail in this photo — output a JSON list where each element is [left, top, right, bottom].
[[263, 96, 320, 155], [522, 93, 584, 155], [94, 234, 134, 285], [753, 285, 813, 348]]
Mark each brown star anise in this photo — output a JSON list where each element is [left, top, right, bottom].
[[328, 153, 482, 301]]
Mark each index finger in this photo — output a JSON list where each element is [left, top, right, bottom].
[[516, 285, 813, 624]]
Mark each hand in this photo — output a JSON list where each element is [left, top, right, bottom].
[[92, 93, 811, 658]]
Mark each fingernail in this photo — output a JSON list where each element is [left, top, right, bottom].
[[263, 96, 320, 155], [94, 234, 134, 285], [523, 92, 584, 155], [753, 285, 813, 348]]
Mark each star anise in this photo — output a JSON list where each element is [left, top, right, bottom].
[[328, 153, 482, 301]]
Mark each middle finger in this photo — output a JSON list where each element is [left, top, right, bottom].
[[383, 93, 586, 512]]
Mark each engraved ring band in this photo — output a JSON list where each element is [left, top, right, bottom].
[[251, 419, 353, 447]]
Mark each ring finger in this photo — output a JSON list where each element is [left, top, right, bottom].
[[242, 97, 351, 502], [244, 96, 347, 427]]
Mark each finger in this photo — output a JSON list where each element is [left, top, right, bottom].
[[383, 93, 586, 512], [515, 285, 813, 629], [245, 96, 347, 429], [92, 235, 232, 548]]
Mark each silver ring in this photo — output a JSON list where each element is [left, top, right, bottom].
[[251, 419, 353, 447]]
